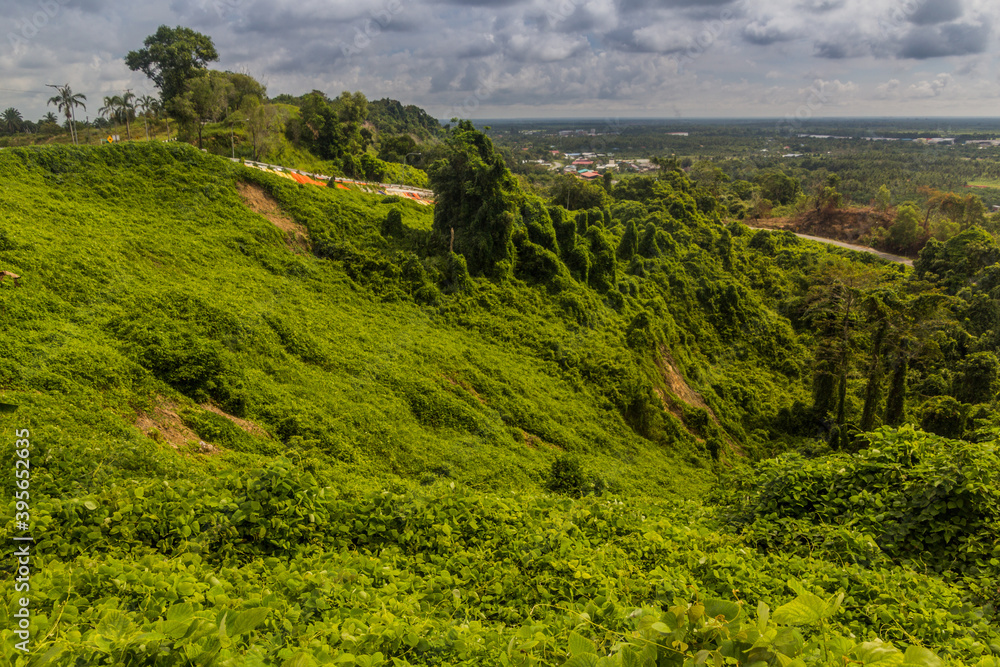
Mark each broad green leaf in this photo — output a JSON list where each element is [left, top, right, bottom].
[[217, 611, 228, 640], [166, 603, 195, 623], [569, 631, 597, 657], [772, 593, 827, 626], [228, 607, 270, 637], [854, 641, 904, 666], [826, 635, 857, 659], [704, 599, 741, 622], [901, 646, 943, 667], [757, 601, 770, 634], [620, 645, 655, 667], [32, 645, 66, 666], [772, 627, 804, 658], [562, 654, 600, 667], [96, 610, 136, 644], [83, 500, 98, 511], [824, 592, 845, 619], [283, 652, 320, 667]]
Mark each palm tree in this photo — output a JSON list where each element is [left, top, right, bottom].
[[41, 112, 58, 125], [46, 84, 86, 145], [136, 95, 156, 140], [99, 95, 122, 139], [1, 107, 23, 134], [120, 91, 136, 140], [99, 95, 120, 120]]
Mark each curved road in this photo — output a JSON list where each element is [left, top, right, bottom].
[[747, 227, 914, 267]]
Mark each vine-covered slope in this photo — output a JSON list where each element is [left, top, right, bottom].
[[0, 143, 997, 665]]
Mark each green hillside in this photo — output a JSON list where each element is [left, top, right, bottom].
[[1, 141, 998, 666]]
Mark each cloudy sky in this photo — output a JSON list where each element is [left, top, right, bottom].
[[2, 0, 999, 120]]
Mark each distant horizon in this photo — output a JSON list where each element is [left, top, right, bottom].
[[447, 116, 1000, 123]]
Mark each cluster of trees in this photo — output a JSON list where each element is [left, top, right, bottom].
[[3, 24, 444, 176], [124, 26, 280, 158], [423, 121, 1000, 454], [274, 90, 445, 180], [0, 107, 61, 137]]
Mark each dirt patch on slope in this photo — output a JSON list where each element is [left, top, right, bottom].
[[236, 181, 310, 252], [749, 207, 914, 258], [655, 348, 715, 418], [518, 428, 564, 451], [653, 348, 743, 458], [444, 374, 486, 405], [135, 397, 200, 450], [792, 207, 895, 246]]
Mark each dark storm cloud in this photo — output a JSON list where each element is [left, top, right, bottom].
[[908, 0, 964, 25], [898, 20, 991, 58], [814, 40, 869, 58]]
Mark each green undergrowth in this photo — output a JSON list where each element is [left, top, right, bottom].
[[3, 449, 1000, 665], [2, 143, 998, 665]]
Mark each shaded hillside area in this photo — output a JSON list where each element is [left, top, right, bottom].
[[0, 142, 825, 497]]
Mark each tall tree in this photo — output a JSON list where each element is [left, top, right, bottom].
[[46, 84, 86, 145], [428, 119, 523, 276], [125, 26, 219, 104], [1, 107, 23, 134], [169, 71, 234, 149], [242, 100, 280, 161], [803, 260, 881, 428], [99, 95, 122, 132], [120, 91, 137, 140], [136, 95, 157, 140]]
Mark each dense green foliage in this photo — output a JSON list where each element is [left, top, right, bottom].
[[2, 138, 1000, 665], [125, 25, 220, 104], [367, 98, 443, 142]]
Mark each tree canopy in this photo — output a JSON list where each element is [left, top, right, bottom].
[[429, 120, 523, 275], [125, 25, 219, 103]]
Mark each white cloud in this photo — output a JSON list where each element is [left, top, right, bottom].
[[906, 73, 952, 98]]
